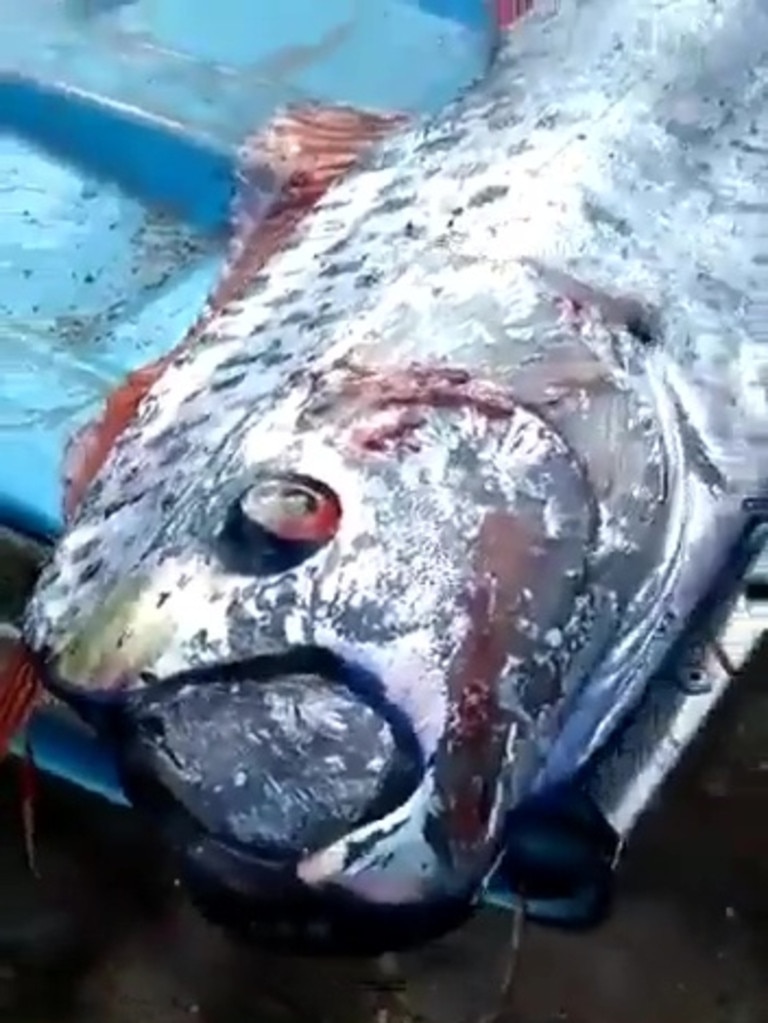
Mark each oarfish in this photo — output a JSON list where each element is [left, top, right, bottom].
[[11, 0, 768, 954]]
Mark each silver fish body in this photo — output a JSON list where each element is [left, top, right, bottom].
[[23, 0, 768, 949]]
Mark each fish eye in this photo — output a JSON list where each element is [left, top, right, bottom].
[[218, 472, 341, 575]]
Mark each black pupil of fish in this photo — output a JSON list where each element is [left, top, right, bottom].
[[243, 481, 318, 531]]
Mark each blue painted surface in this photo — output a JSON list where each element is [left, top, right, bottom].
[[0, 79, 227, 533], [13, 707, 129, 807], [416, 0, 490, 30], [2, 0, 492, 141], [0, 76, 235, 233]]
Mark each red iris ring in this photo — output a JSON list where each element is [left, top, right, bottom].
[[246, 474, 342, 545]]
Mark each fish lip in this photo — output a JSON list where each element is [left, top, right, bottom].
[[179, 830, 475, 954], [44, 643, 426, 849]]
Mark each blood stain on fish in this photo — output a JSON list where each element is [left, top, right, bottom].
[[441, 512, 538, 848], [320, 362, 520, 454], [306, 362, 543, 846]]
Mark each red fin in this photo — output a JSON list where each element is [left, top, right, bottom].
[[215, 104, 406, 311], [0, 641, 42, 876], [495, 0, 534, 27], [0, 641, 41, 757], [62, 103, 405, 522], [63, 359, 171, 523], [441, 512, 538, 850]]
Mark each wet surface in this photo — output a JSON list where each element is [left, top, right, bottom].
[[0, 635, 766, 1023]]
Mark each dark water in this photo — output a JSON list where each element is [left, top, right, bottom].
[[0, 535, 767, 1022]]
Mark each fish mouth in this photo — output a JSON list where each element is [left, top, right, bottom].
[[42, 645, 425, 851], [34, 642, 445, 951]]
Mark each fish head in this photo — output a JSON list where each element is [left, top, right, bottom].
[[22, 320, 601, 944]]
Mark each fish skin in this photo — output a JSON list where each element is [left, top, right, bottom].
[[21, 0, 768, 942]]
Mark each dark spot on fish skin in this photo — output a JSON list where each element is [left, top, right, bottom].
[[525, 258, 658, 346], [210, 371, 248, 394], [157, 591, 171, 609], [582, 197, 632, 237], [158, 439, 193, 467], [331, 599, 399, 645], [324, 236, 350, 258], [268, 288, 303, 309], [505, 136, 532, 158], [404, 221, 425, 240], [261, 338, 290, 367], [319, 258, 364, 279], [160, 492, 179, 515], [145, 426, 178, 452], [218, 350, 262, 373], [695, 271, 744, 310], [372, 194, 414, 216], [446, 206, 464, 230], [467, 184, 509, 209], [321, 196, 351, 213], [134, 395, 160, 429], [180, 388, 207, 408], [355, 271, 382, 289], [308, 312, 339, 331], [625, 311, 657, 346], [666, 120, 713, 147], [535, 112, 560, 131], [487, 107, 524, 133], [731, 138, 768, 156], [280, 308, 312, 328], [82, 477, 105, 508], [102, 490, 148, 519], [179, 412, 214, 432], [245, 274, 270, 296], [76, 560, 103, 586], [306, 303, 340, 331], [417, 130, 464, 156], [70, 537, 102, 565]]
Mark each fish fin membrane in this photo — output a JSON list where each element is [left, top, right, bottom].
[[61, 103, 405, 524]]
